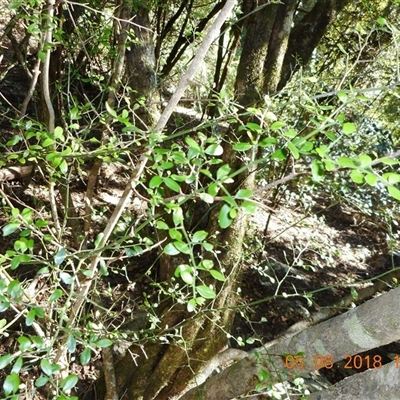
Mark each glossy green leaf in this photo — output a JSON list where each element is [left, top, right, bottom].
[[364, 173, 378, 186], [80, 348, 91, 365], [337, 157, 357, 168], [25, 309, 36, 326], [311, 161, 324, 181], [2, 223, 19, 237], [358, 153, 372, 166], [49, 289, 63, 302], [383, 173, 400, 185], [235, 189, 253, 199], [241, 200, 257, 214], [59, 272, 73, 285], [270, 121, 285, 131], [173, 207, 183, 225], [185, 137, 201, 151], [3, 372, 20, 395], [173, 241, 191, 255], [181, 271, 194, 285], [216, 164, 231, 180], [218, 204, 233, 229], [18, 337, 31, 352], [163, 177, 181, 193], [199, 192, 214, 203], [0, 354, 13, 369], [60, 374, 78, 391], [11, 356, 23, 374], [196, 285, 216, 299], [164, 243, 180, 255], [41, 358, 53, 376], [259, 137, 277, 147], [35, 375, 49, 387], [287, 141, 300, 159], [156, 220, 169, 230], [168, 229, 182, 241], [233, 142, 252, 151], [149, 176, 163, 188], [54, 248, 67, 265], [342, 122, 356, 135], [187, 299, 196, 312], [350, 170, 364, 184], [96, 338, 113, 348], [205, 143, 223, 156], [192, 230, 208, 243], [67, 335, 76, 353], [209, 270, 226, 282], [388, 186, 400, 200]]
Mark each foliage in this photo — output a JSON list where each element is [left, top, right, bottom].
[[0, 0, 399, 398]]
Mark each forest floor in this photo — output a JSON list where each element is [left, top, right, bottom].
[[1, 156, 400, 398]]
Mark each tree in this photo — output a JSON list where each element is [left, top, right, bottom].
[[0, 0, 399, 399]]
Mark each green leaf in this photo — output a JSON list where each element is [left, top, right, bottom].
[[364, 173, 378, 186], [205, 143, 223, 156], [187, 299, 196, 312], [358, 153, 372, 166], [337, 157, 357, 168], [163, 177, 181, 193], [11, 356, 23, 374], [209, 270, 226, 282], [80, 348, 91, 365], [379, 158, 398, 165], [196, 285, 216, 299], [173, 241, 191, 255], [342, 122, 356, 135], [164, 243, 180, 255], [35, 376, 49, 387], [246, 122, 261, 131], [207, 183, 219, 196], [96, 338, 113, 348], [168, 229, 182, 241], [233, 142, 252, 151], [216, 164, 231, 180], [60, 374, 78, 392], [199, 259, 213, 270], [241, 200, 257, 214], [172, 207, 183, 225], [49, 289, 63, 302], [42, 138, 55, 147], [3, 372, 20, 395], [18, 337, 32, 352], [311, 161, 324, 181], [156, 220, 169, 230], [258, 137, 277, 147], [270, 121, 285, 131], [105, 101, 117, 118], [59, 272, 73, 285], [185, 137, 201, 151], [383, 173, 400, 185], [54, 248, 67, 266], [181, 271, 194, 285], [41, 358, 53, 376], [199, 192, 214, 203], [388, 186, 400, 200], [149, 176, 163, 188], [350, 170, 364, 184], [192, 230, 208, 243], [67, 335, 76, 353], [218, 204, 233, 229], [271, 148, 287, 160], [287, 141, 300, 159], [0, 354, 13, 369], [26, 309, 36, 326], [2, 223, 20, 236], [235, 189, 253, 199]]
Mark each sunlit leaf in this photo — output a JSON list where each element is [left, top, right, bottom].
[[342, 122, 356, 135], [218, 204, 233, 229], [350, 170, 364, 184], [196, 285, 216, 299], [3, 372, 20, 395], [209, 270, 226, 282], [192, 230, 208, 243], [60, 374, 78, 391], [235, 189, 253, 199], [80, 348, 91, 365], [388, 186, 400, 200]]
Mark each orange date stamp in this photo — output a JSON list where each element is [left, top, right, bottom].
[[284, 354, 400, 370]]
